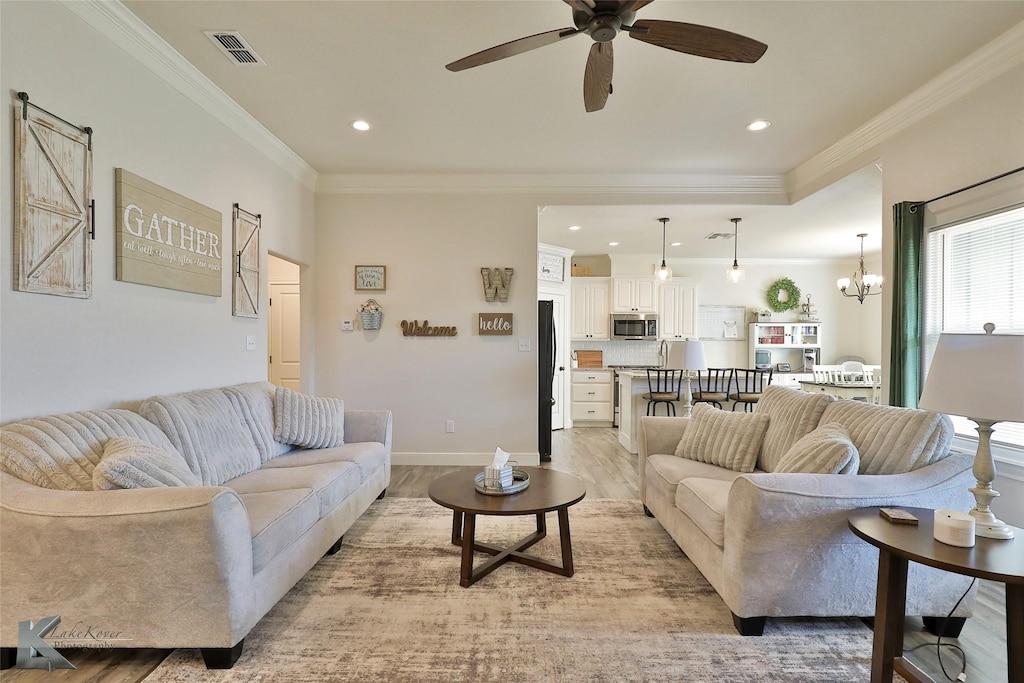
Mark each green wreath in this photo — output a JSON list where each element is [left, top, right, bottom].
[[766, 277, 801, 312]]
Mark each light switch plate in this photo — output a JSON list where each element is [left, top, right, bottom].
[[518, 339, 531, 352], [341, 319, 354, 331]]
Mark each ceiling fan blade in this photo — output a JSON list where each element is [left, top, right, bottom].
[[621, 0, 655, 12], [446, 27, 582, 72], [583, 41, 614, 112], [563, 0, 596, 16], [630, 20, 767, 63]]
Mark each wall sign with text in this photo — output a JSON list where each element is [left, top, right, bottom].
[[479, 313, 513, 335], [115, 169, 222, 296]]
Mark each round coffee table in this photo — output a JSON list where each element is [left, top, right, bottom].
[[428, 467, 586, 587]]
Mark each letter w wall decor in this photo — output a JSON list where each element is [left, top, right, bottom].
[[480, 267, 514, 302], [13, 94, 93, 298], [233, 204, 260, 318]]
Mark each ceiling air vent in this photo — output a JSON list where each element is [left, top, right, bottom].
[[204, 31, 266, 66], [704, 232, 734, 240]]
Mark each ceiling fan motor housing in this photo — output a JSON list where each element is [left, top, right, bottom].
[[574, 9, 636, 42]]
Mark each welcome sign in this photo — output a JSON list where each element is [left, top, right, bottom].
[[115, 169, 223, 296]]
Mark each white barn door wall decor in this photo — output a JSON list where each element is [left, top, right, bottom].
[[13, 92, 94, 298], [233, 204, 260, 318]]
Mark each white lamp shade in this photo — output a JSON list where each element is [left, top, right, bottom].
[[681, 340, 708, 371], [918, 331, 1024, 423]]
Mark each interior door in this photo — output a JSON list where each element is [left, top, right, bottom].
[[548, 291, 568, 430], [268, 282, 301, 390]]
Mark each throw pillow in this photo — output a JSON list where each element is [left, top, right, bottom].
[[673, 403, 769, 473], [274, 387, 345, 449], [93, 437, 201, 490], [774, 422, 860, 475], [756, 385, 835, 472]]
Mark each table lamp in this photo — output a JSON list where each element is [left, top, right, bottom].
[[918, 323, 1024, 540], [679, 340, 708, 418]]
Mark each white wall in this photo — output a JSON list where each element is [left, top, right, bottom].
[[879, 63, 1024, 526], [0, 2, 316, 420]]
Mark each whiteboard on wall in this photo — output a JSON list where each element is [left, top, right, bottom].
[[698, 305, 748, 341]]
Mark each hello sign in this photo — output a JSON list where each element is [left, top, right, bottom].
[[479, 313, 513, 336]]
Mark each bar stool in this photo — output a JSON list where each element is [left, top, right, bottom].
[[642, 369, 683, 416], [694, 368, 731, 409], [729, 368, 773, 412]]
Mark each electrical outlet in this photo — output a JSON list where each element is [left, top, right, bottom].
[[245, 335, 256, 351], [445, 420, 455, 433], [341, 319, 354, 331]]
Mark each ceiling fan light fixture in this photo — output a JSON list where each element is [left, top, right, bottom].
[[657, 218, 673, 281], [725, 218, 745, 283]]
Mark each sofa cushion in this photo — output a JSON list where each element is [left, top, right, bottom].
[[819, 400, 953, 474], [228, 461, 362, 517], [0, 409, 180, 491], [645, 453, 747, 506], [274, 387, 345, 449], [675, 478, 731, 547], [140, 388, 261, 486], [757, 386, 835, 472], [674, 403, 769, 473], [93, 437, 201, 490], [223, 382, 292, 462], [262, 441, 385, 483], [773, 423, 860, 475], [239, 488, 320, 573]]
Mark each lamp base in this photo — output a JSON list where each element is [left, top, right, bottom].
[[973, 517, 1016, 540]]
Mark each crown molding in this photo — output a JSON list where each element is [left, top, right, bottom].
[[787, 20, 1024, 197], [60, 0, 318, 190], [315, 173, 788, 197]]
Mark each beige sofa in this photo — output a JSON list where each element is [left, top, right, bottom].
[[0, 382, 391, 669], [638, 385, 977, 636]]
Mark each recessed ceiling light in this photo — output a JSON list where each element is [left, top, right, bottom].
[[670, 242, 681, 247], [568, 225, 581, 231], [351, 120, 372, 131], [608, 242, 619, 246], [746, 120, 770, 132]]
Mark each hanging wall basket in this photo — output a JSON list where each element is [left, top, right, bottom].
[[766, 278, 801, 313], [358, 299, 383, 330]]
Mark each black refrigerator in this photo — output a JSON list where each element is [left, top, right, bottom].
[[538, 300, 555, 462]]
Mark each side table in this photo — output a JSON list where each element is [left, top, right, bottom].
[[848, 507, 1024, 683]]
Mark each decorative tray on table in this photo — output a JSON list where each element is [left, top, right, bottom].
[[474, 469, 530, 496]]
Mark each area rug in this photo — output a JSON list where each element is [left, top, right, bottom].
[[143, 498, 880, 682]]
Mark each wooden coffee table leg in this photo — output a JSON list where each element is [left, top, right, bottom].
[[459, 512, 476, 588], [1007, 584, 1023, 682], [451, 511, 464, 545], [536, 512, 546, 535], [558, 506, 574, 577], [871, 548, 909, 683]]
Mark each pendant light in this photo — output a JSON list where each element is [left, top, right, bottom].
[[726, 217, 745, 283], [656, 217, 673, 281], [837, 233, 882, 304]]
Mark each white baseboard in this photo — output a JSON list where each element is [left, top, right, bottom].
[[392, 452, 542, 467]]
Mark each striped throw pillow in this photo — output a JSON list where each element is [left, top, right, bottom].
[[673, 403, 769, 473], [774, 422, 859, 475], [274, 387, 345, 449]]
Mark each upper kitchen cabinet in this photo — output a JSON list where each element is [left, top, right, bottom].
[[612, 277, 657, 313], [571, 278, 610, 340], [658, 283, 698, 340]]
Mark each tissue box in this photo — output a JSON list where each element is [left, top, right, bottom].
[[485, 466, 513, 489]]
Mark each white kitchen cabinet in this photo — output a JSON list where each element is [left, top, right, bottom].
[[611, 277, 657, 313], [658, 283, 698, 340], [570, 370, 614, 425], [570, 278, 610, 340]]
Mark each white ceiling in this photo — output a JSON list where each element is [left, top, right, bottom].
[[122, 0, 1024, 259]]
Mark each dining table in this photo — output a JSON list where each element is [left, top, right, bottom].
[[797, 380, 874, 401]]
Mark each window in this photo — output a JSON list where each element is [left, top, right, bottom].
[[923, 204, 1024, 449]]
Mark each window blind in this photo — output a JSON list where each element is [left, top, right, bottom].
[[924, 205, 1024, 448]]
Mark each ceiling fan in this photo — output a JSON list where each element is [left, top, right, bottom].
[[445, 0, 767, 112]]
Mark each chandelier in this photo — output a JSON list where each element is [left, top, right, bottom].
[[656, 218, 672, 281], [837, 233, 882, 304]]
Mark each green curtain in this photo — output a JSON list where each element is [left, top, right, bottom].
[[889, 201, 924, 407]]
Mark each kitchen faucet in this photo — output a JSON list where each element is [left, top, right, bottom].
[[659, 339, 669, 367]]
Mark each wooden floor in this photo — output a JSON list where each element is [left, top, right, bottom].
[[4, 427, 1008, 682]]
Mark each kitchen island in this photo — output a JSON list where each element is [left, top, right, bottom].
[[617, 370, 690, 454]]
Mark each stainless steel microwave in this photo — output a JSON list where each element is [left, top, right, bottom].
[[610, 313, 658, 340]]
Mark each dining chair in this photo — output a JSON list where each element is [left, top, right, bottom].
[[729, 368, 773, 412], [642, 369, 683, 416], [812, 364, 844, 383], [841, 360, 866, 382], [693, 368, 731, 409]]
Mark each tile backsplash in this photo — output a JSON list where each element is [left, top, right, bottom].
[[571, 340, 664, 367]]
